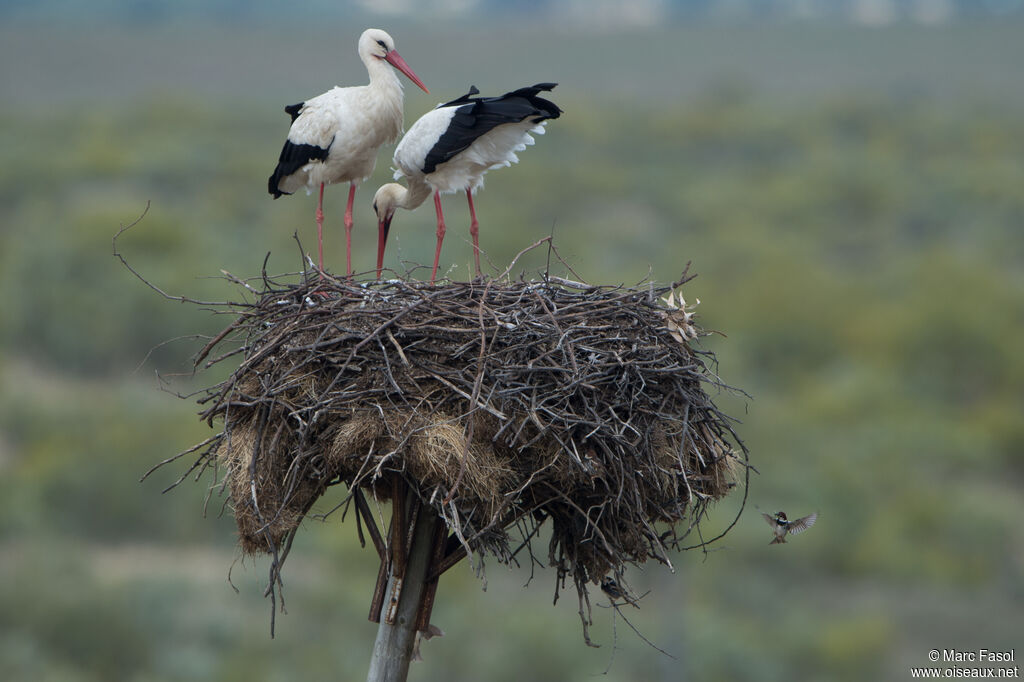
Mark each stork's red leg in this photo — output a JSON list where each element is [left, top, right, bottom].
[[431, 191, 446, 284], [315, 183, 326, 272], [344, 182, 357, 277], [466, 187, 481, 277]]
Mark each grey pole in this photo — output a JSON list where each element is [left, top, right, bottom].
[[366, 502, 438, 682]]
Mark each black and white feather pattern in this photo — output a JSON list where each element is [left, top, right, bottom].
[[423, 82, 562, 174], [786, 512, 817, 535], [392, 83, 562, 194], [268, 101, 332, 199]]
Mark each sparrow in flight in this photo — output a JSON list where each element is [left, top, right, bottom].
[[763, 511, 817, 544]]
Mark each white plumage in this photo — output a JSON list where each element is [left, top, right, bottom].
[[394, 108, 543, 193], [372, 83, 561, 282], [268, 28, 428, 275]]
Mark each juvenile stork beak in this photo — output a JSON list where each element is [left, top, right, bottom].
[[376, 213, 394, 279], [385, 51, 429, 94]]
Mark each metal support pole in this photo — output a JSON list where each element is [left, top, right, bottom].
[[365, 500, 438, 682]]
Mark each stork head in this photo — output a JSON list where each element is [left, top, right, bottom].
[[372, 183, 404, 279], [359, 29, 429, 94]]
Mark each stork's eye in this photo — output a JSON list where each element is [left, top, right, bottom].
[[376, 39, 387, 50]]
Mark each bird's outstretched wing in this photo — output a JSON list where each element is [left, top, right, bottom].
[[762, 512, 777, 527], [422, 83, 561, 174], [787, 512, 817, 534]]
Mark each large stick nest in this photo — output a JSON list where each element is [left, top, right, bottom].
[[174, 264, 747, 602]]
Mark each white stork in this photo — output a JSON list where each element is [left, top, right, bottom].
[[372, 83, 561, 282], [268, 28, 429, 275]]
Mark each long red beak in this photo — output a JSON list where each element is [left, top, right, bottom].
[[384, 50, 429, 94], [376, 214, 393, 279]]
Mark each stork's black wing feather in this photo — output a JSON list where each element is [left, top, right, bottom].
[[284, 102, 304, 123], [423, 83, 562, 174], [268, 138, 331, 198]]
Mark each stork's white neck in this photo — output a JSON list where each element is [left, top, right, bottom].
[[365, 55, 402, 93], [395, 178, 432, 211]]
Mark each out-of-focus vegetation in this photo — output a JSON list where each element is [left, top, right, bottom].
[[1, 17, 1022, 682]]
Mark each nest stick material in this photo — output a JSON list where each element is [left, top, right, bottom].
[[179, 268, 747, 618]]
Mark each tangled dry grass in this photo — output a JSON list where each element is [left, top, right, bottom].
[[150, 255, 749, 634]]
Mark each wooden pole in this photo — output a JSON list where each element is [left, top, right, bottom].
[[366, 499, 438, 682]]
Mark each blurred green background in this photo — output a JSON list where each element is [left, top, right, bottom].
[[1, 2, 1022, 680]]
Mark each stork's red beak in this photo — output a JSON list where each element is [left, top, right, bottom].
[[376, 214, 394, 279], [384, 50, 429, 94]]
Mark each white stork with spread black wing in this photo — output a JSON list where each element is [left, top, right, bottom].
[[372, 83, 561, 282]]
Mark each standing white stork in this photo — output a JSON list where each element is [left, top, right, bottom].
[[268, 28, 429, 275], [372, 83, 561, 282]]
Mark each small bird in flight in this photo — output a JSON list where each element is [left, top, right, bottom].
[[763, 511, 817, 544]]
